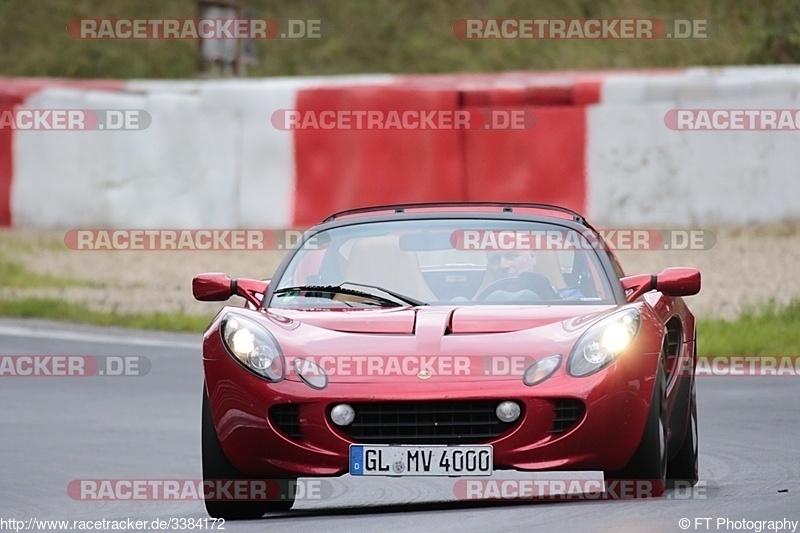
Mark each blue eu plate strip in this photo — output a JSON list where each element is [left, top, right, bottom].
[[350, 446, 364, 475]]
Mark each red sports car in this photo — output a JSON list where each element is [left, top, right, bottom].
[[193, 203, 701, 518]]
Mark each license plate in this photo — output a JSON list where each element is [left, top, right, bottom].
[[349, 445, 493, 476]]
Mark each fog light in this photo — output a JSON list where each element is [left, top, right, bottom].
[[496, 401, 521, 423], [330, 403, 355, 426]]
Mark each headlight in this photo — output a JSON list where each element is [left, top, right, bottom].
[[568, 308, 641, 377], [221, 314, 285, 381]]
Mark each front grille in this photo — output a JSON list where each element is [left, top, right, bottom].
[[338, 401, 520, 445], [269, 404, 302, 439], [549, 399, 585, 434]]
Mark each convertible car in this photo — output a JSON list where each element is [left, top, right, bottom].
[[193, 203, 701, 518]]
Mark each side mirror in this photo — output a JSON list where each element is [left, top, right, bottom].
[[192, 273, 269, 307], [192, 273, 234, 301], [655, 267, 701, 297], [621, 268, 700, 302]]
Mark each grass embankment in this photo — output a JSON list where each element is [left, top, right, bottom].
[[0, 296, 210, 332], [0, 244, 212, 332], [697, 301, 800, 356], [1, 0, 799, 78]]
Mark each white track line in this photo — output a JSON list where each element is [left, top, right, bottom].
[[0, 324, 198, 349]]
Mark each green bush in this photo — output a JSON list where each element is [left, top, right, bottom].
[[1, 0, 799, 78]]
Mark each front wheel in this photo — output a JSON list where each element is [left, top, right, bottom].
[[607, 358, 668, 497], [666, 379, 699, 487], [202, 386, 295, 519]]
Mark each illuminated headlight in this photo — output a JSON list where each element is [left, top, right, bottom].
[[522, 354, 562, 386], [221, 314, 284, 381], [496, 401, 521, 423], [293, 358, 328, 390], [568, 308, 641, 377], [330, 404, 355, 426]]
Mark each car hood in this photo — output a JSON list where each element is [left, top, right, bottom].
[[272, 307, 417, 334], [270, 305, 613, 335]]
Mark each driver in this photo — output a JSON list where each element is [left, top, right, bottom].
[[486, 250, 536, 280], [483, 250, 583, 300]]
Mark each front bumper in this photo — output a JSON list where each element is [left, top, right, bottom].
[[204, 341, 660, 478]]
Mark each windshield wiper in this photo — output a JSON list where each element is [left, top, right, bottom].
[[272, 283, 427, 307], [339, 282, 428, 307]]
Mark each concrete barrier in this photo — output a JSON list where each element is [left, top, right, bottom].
[[587, 67, 800, 225], [2, 67, 799, 229]]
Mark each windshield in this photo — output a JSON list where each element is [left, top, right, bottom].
[[269, 218, 616, 309]]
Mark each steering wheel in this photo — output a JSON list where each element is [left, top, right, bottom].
[[475, 272, 559, 301]]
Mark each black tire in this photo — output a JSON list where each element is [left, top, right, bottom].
[[607, 357, 668, 497], [666, 379, 699, 488], [202, 386, 295, 519]]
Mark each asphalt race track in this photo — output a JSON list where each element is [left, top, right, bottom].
[[2, 318, 798, 533]]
